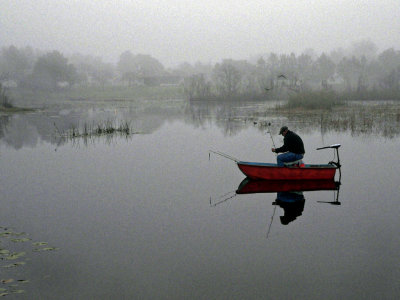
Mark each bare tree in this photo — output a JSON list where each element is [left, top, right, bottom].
[[213, 60, 241, 98], [184, 74, 211, 100]]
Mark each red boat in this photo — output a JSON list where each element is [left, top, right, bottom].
[[210, 144, 341, 181], [237, 144, 341, 181], [237, 161, 337, 180]]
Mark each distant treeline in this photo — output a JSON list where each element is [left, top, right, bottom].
[[1, 40, 400, 101], [184, 41, 400, 101]]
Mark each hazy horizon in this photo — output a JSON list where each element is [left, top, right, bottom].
[[2, 0, 400, 67]]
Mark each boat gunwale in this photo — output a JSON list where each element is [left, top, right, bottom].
[[237, 161, 337, 169]]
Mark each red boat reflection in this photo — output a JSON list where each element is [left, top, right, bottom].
[[236, 178, 341, 225], [236, 178, 340, 194]]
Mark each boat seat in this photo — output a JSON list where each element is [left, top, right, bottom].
[[284, 159, 305, 168]]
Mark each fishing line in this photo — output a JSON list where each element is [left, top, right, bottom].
[[210, 190, 237, 207], [266, 203, 277, 239]]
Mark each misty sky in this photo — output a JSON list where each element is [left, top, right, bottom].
[[2, 0, 400, 67]]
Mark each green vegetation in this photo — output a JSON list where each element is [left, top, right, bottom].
[[69, 85, 184, 101], [55, 120, 135, 139], [0, 226, 58, 297], [2, 42, 400, 104], [341, 89, 400, 101], [10, 85, 184, 105], [282, 90, 344, 110]]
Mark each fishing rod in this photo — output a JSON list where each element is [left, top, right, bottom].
[[209, 150, 239, 162], [266, 123, 276, 148], [266, 122, 277, 156]]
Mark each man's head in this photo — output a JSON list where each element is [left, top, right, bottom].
[[279, 126, 288, 136]]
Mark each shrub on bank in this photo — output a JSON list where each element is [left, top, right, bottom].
[[0, 83, 14, 108], [285, 90, 343, 110]]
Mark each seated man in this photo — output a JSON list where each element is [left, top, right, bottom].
[[272, 126, 305, 166]]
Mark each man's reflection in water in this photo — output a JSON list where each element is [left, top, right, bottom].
[[273, 191, 305, 225]]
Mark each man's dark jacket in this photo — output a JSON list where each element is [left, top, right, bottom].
[[275, 130, 305, 154]]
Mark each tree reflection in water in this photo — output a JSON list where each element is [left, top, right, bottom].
[[1, 100, 400, 149]]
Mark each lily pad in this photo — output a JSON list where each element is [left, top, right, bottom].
[[33, 247, 59, 252], [0, 279, 14, 284], [11, 238, 31, 243], [11, 232, 26, 237], [17, 280, 29, 284], [0, 249, 10, 255], [32, 242, 48, 246], [2, 262, 26, 268], [5, 252, 26, 260]]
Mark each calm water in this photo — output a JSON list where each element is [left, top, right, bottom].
[[1, 100, 399, 299]]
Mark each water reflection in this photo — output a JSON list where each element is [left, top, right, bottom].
[[2, 100, 399, 298], [186, 100, 400, 138], [238, 178, 341, 224], [0, 115, 10, 140], [212, 178, 341, 228], [1, 100, 400, 149], [274, 191, 305, 225]]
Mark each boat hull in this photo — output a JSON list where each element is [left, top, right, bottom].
[[237, 161, 337, 180]]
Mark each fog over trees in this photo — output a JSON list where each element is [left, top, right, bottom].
[[1, 40, 400, 101]]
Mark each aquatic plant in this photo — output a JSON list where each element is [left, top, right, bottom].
[[55, 119, 134, 139], [284, 90, 344, 110], [0, 226, 58, 297]]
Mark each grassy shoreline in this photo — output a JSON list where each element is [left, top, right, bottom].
[[277, 90, 344, 111], [0, 106, 35, 113], [8, 85, 185, 104], [3, 85, 400, 116]]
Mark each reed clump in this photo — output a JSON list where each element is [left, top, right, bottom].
[[285, 90, 344, 110], [55, 120, 133, 139]]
